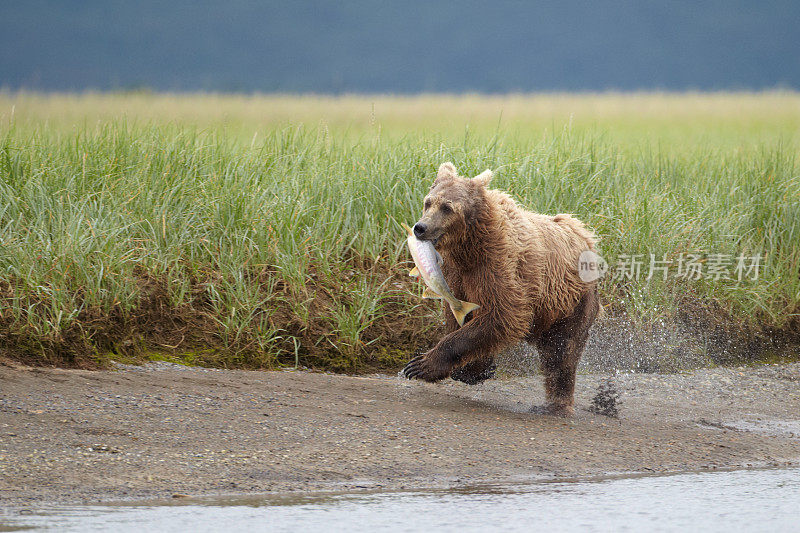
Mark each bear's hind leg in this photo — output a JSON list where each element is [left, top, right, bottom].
[[538, 345, 579, 416], [534, 287, 599, 416]]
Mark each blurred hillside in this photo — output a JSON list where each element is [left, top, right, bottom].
[[1, 0, 799, 93]]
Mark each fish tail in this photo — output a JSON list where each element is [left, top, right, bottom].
[[451, 300, 480, 327]]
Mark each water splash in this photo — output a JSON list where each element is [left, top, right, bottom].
[[496, 314, 798, 376]]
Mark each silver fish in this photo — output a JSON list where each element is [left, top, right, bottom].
[[402, 223, 480, 327]]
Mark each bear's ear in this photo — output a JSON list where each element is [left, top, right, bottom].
[[431, 162, 458, 189], [471, 169, 493, 188], [436, 162, 458, 181]]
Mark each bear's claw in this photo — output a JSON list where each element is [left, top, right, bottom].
[[402, 354, 449, 382]]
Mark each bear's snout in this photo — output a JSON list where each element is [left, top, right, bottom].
[[413, 222, 428, 239]]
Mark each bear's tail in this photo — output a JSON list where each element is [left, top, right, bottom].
[[451, 300, 480, 327]]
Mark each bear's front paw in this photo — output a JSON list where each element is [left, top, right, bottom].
[[450, 359, 496, 385], [402, 354, 450, 382]]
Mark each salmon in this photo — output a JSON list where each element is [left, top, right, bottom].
[[401, 223, 480, 327]]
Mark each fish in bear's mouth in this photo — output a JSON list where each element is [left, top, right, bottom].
[[420, 232, 442, 247]]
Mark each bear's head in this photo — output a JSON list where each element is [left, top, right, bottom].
[[412, 162, 492, 249]]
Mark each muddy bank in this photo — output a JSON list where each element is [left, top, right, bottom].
[[1, 361, 799, 509]]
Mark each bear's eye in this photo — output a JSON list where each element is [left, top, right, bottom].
[[424, 199, 432, 210], [440, 203, 452, 214]]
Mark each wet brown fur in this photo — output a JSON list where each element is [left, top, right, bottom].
[[402, 162, 600, 416]]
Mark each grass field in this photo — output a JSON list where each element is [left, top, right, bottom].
[[1, 92, 798, 370]]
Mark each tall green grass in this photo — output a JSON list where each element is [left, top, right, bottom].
[[0, 93, 798, 368]]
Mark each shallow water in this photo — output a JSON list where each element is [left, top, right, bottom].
[[3, 467, 799, 532]]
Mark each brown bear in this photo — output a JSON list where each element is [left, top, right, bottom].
[[402, 162, 600, 416]]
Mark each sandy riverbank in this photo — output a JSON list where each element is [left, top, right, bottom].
[[1, 361, 799, 509]]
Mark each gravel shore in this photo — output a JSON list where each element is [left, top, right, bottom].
[[1, 360, 799, 509]]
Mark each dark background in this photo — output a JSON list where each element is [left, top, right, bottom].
[[2, 0, 798, 93]]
